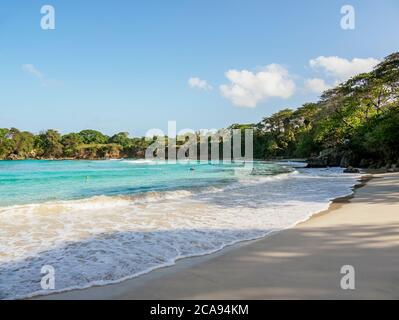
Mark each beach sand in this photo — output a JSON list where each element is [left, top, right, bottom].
[[36, 172, 399, 300]]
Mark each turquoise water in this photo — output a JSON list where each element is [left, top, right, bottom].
[[0, 160, 288, 207], [0, 159, 361, 299]]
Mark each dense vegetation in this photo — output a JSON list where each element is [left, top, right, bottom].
[[234, 52, 399, 169], [1, 53, 398, 168], [0, 129, 150, 160]]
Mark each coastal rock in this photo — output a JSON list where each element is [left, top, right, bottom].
[[306, 157, 328, 168], [376, 161, 385, 169], [359, 159, 372, 168], [321, 148, 342, 166], [6, 154, 22, 160], [135, 150, 145, 158], [343, 166, 360, 173], [306, 148, 342, 168], [340, 151, 355, 168]]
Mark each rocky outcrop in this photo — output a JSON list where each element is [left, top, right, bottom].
[[6, 154, 24, 160], [307, 148, 344, 168], [343, 166, 360, 173], [306, 157, 328, 168], [339, 151, 356, 168], [359, 159, 373, 168], [306, 147, 398, 172], [307, 148, 360, 169], [386, 163, 399, 172]]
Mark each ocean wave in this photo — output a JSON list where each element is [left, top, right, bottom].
[[0, 167, 362, 299], [0, 169, 298, 215]]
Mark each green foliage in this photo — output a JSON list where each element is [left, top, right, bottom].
[[250, 52, 399, 163], [352, 106, 399, 161], [109, 132, 131, 148], [0, 52, 398, 164], [36, 130, 64, 158], [78, 130, 109, 144], [0, 128, 13, 159], [295, 131, 321, 158], [229, 124, 256, 130], [0, 128, 35, 159], [61, 133, 83, 157], [0, 127, 150, 160]]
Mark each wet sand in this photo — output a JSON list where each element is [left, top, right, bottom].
[[37, 172, 399, 300]]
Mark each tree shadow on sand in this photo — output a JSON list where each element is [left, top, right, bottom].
[[1, 222, 399, 300]]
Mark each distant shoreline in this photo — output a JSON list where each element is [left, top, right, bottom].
[[0, 157, 307, 163], [2, 158, 397, 174]]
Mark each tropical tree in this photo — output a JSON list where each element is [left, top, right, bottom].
[[0, 128, 13, 159], [109, 132, 131, 148], [61, 133, 83, 157], [78, 130, 109, 144], [36, 130, 63, 158]]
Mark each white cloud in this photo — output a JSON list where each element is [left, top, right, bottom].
[[188, 77, 213, 91], [309, 56, 380, 82], [22, 64, 44, 80], [219, 64, 296, 108], [22, 64, 58, 87], [304, 78, 332, 94]]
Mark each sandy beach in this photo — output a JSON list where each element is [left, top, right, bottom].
[[36, 172, 399, 300]]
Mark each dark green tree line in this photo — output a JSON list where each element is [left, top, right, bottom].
[[1, 52, 398, 166]]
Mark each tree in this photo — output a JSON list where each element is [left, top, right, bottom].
[[61, 133, 83, 157], [36, 130, 63, 158], [258, 109, 297, 157], [0, 128, 13, 159], [0, 52, 398, 166], [109, 132, 131, 148], [0, 128, 35, 158], [15, 131, 35, 157], [78, 130, 109, 144]]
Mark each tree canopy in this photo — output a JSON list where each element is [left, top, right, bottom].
[[1, 52, 398, 167]]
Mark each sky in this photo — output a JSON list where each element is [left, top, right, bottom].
[[0, 0, 398, 136]]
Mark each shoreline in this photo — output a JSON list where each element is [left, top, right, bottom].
[[32, 172, 399, 300], [30, 173, 364, 300]]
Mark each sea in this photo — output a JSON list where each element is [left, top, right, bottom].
[[0, 159, 362, 299]]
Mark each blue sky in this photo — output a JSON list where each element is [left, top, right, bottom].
[[0, 0, 398, 136]]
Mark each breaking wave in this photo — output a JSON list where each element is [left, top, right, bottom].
[[0, 165, 362, 299]]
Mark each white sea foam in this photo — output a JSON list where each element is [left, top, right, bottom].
[[0, 167, 362, 299], [122, 159, 170, 165]]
